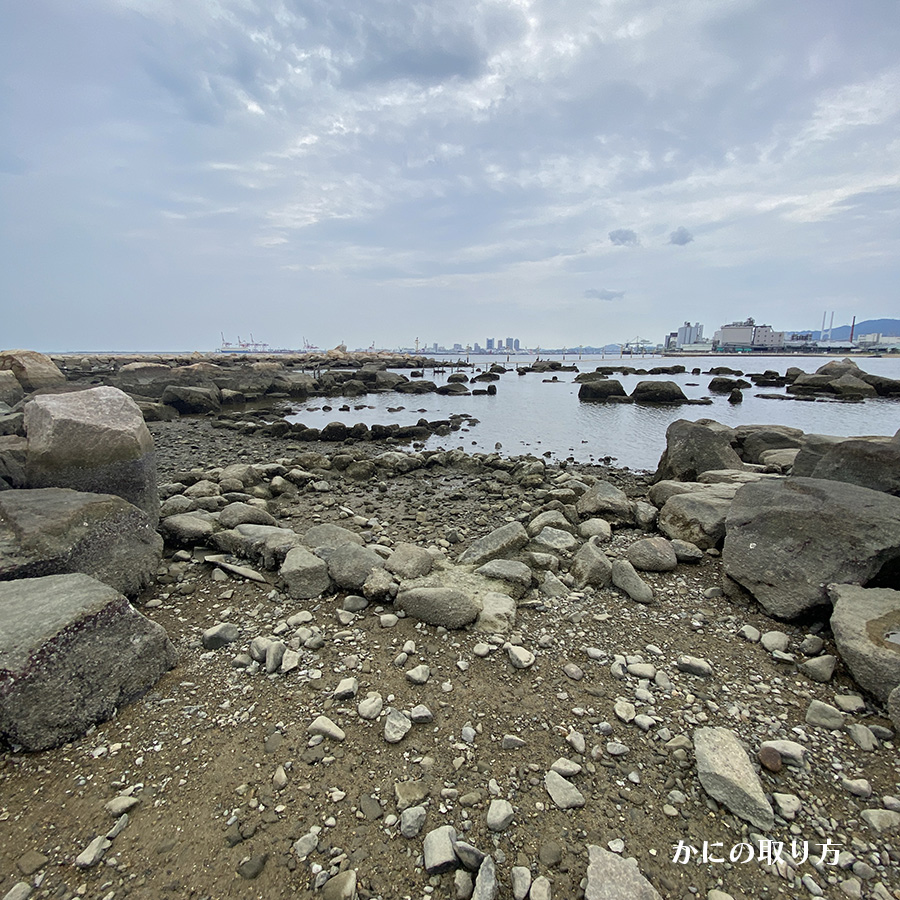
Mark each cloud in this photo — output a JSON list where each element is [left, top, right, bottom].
[[669, 226, 694, 245], [608, 228, 639, 246], [584, 288, 624, 301]]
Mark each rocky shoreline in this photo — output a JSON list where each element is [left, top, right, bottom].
[[1, 349, 900, 900]]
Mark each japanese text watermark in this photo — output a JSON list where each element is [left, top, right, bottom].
[[672, 839, 841, 866]]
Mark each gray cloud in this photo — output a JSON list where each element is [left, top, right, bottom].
[[669, 226, 694, 245], [608, 229, 639, 246], [584, 288, 624, 301]]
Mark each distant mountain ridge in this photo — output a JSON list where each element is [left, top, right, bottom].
[[794, 318, 900, 341]]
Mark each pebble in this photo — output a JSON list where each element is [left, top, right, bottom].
[[410, 704, 434, 723], [307, 715, 346, 741], [384, 709, 412, 743], [738, 624, 761, 642], [563, 662, 584, 680], [486, 799, 515, 831], [501, 734, 526, 749], [423, 825, 459, 874], [805, 699, 845, 730], [761, 630, 789, 653], [676, 655, 713, 677], [75, 836, 111, 868], [543, 770, 585, 809], [400, 805, 427, 838], [550, 757, 582, 777], [511, 865, 531, 900], [530, 875, 552, 900], [2, 885, 33, 900], [614, 699, 636, 723], [358, 691, 384, 719], [472, 855, 499, 900], [104, 795, 140, 817], [566, 730, 586, 754], [406, 664, 431, 684], [333, 677, 359, 700], [758, 745, 783, 772], [506, 645, 535, 669]]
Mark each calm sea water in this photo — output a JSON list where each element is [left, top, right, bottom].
[[287, 354, 900, 472]]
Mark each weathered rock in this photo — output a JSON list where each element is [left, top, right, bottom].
[[217, 502, 276, 529], [543, 770, 585, 809], [611, 559, 653, 604], [723, 478, 900, 618], [474, 560, 532, 598], [829, 585, 900, 703], [805, 699, 845, 730], [384, 708, 412, 743], [23, 387, 159, 526], [397, 587, 480, 629], [474, 592, 516, 633], [798, 655, 837, 683], [0, 350, 65, 393], [213, 524, 304, 569], [319, 543, 384, 591], [584, 845, 662, 900], [486, 799, 514, 831], [0, 371, 24, 407], [385, 542, 434, 579], [575, 481, 634, 525], [658, 491, 732, 550], [423, 824, 458, 874], [0, 488, 162, 596], [693, 727, 774, 830], [652, 419, 742, 483], [626, 537, 677, 572], [630, 380, 687, 403], [571, 537, 613, 588], [201, 622, 240, 649], [458, 521, 528, 566], [159, 512, 215, 547], [472, 856, 498, 900], [160, 384, 221, 414], [0, 574, 177, 751], [303, 522, 365, 549], [578, 379, 627, 401], [808, 439, 900, 496], [280, 546, 332, 599]]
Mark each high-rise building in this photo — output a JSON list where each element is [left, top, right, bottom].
[[486, 338, 495, 350], [676, 322, 703, 348], [513, 338, 520, 351], [505, 337, 514, 350]]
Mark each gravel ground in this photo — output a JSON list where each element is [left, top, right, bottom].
[[1, 418, 899, 900]]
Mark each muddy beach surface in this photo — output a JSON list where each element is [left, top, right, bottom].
[[1, 417, 899, 900]]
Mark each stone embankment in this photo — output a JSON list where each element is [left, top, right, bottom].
[[1, 348, 900, 900]]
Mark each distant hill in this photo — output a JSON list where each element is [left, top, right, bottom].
[[794, 318, 900, 341]]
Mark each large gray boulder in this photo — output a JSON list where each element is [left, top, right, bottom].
[[806, 439, 900, 495], [0, 574, 177, 751], [790, 433, 852, 476], [693, 727, 774, 830], [160, 384, 221, 415], [723, 478, 900, 619], [829, 585, 900, 704], [23, 386, 159, 527], [0, 488, 162, 597], [652, 419, 742, 483], [0, 349, 66, 393]]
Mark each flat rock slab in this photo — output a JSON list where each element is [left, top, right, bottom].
[[458, 521, 528, 566], [829, 584, 900, 704], [0, 488, 162, 597], [693, 726, 773, 830], [723, 477, 900, 619], [0, 574, 177, 751], [585, 845, 662, 900], [23, 386, 159, 526]]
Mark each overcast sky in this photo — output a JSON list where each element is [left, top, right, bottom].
[[2, 0, 898, 352]]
